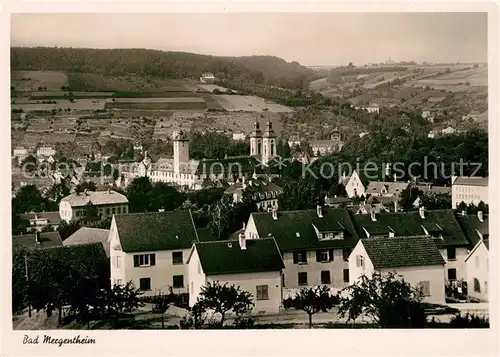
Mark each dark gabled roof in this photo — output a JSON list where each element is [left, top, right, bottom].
[[362, 236, 445, 269], [251, 207, 359, 251], [196, 227, 218, 242], [115, 210, 198, 253], [352, 209, 469, 247], [456, 214, 489, 247], [196, 156, 260, 176], [195, 237, 284, 275], [12, 232, 63, 250]]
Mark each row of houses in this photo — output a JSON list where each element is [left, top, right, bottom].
[[13, 205, 489, 315]]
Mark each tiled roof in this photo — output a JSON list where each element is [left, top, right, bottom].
[[196, 227, 218, 242], [21, 211, 61, 225], [366, 181, 409, 196], [352, 209, 469, 247], [325, 196, 353, 206], [61, 190, 128, 207], [456, 214, 489, 247], [63, 227, 111, 257], [194, 237, 285, 275], [224, 178, 282, 199], [452, 176, 488, 187], [115, 210, 198, 253], [12, 232, 63, 250], [362, 236, 445, 269], [251, 207, 360, 251]]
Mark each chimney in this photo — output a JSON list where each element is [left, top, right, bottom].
[[385, 163, 391, 178], [419, 206, 425, 219], [478, 211, 483, 222], [238, 232, 246, 250], [370, 210, 377, 222], [393, 173, 397, 182], [317, 204, 323, 218], [35, 231, 41, 244], [271, 207, 278, 220]]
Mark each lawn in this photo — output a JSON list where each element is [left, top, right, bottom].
[[106, 97, 206, 110], [214, 94, 294, 113]]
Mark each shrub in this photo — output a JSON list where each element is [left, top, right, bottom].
[[449, 313, 489, 328]]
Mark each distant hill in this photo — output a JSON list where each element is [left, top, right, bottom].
[[10, 47, 312, 89], [224, 55, 314, 88]]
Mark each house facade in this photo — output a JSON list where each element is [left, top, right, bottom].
[[244, 206, 359, 291], [310, 128, 343, 156], [37, 146, 56, 157], [187, 236, 285, 315], [21, 211, 61, 232], [349, 236, 446, 304], [452, 176, 488, 208], [109, 210, 199, 296], [224, 176, 283, 211], [464, 239, 489, 302], [59, 190, 129, 223]]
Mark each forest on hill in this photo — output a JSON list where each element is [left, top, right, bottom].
[[10, 47, 313, 89]]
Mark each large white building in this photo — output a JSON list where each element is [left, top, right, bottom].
[[452, 176, 488, 208], [59, 190, 129, 223]]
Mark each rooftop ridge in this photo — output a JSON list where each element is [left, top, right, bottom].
[[196, 236, 276, 245], [116, 209, 191, 217]]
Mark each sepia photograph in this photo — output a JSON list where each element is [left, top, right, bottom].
[[3, 6, 497, 354]]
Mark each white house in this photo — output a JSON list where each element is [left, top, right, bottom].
[[244, 206, 360, 292], [464, 239, 489, 302], [452, 176, 489, 208], [310, 128, 343, 156], [224, 176, 283, 211], [21, 211, 61, 232], [36, 146, 56, 157], [187, 236, 285, 315], [232, 132, 246, 141], [342, 169, 379, 198], [13, 146, 28, 158], [109, 210, 199, 296], [59, 190, 129, 223], [349, 236, 446, 304], [200, 73, 216, 84]]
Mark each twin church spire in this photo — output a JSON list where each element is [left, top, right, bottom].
[[250, 118, 276, 165]]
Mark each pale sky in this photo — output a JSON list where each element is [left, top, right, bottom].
[[11, 13, 487, 66]]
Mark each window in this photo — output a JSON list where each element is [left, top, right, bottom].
[[447, 268, 457, 280], [342, 248, 351, 262], [447, 248, 456, 260], [356, 255, 365, 268], [172, 251, 183, 264], [343, 269, 349, 282], [321, 270, 331, 284], [418, 281, 431, 296], [116, 255, 121, 269], [106, 208, 110, 215], [316, 250, 331, 262], [117, 207, 121, 214], [173, 275, 184, 288], [293, 251, 308, 264], [475, 256, 480, 269], [112, 207, 116, 214], [256, 285, 269, 300], [116, 279, 122, 286], [473, 278, 481, 293], [133, 253, 156, 267], [139, 277, 151, 291], [298, 272, 308, 286]]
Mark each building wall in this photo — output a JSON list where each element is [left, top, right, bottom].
[[281, 250, 350, 290], [345, 171, 366, 198], [149, 170, 197, 189], [173, 140, 190, 174], [466, 243, 489, 302], [349, 241, 446, 304], [187, 247, 207, 307], [438, 247, 469, 282], [109, 218, 126, 286], [59, 201, 73, 223], [207, 271, 282, 315], [261, 137, 276, 165], [452, 184, 488, 208], [250, 137, 262, 156]]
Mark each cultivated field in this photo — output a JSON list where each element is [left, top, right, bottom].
[[11, 71, 69, 91], [106, 97, 206, 110], [30, 91, 114, 99], [214, 95, 294, 113], [12, 99, 108, 112]]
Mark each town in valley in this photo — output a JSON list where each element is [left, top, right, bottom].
[[10, 12, 490, 330]]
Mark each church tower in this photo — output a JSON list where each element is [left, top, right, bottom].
[[249, 119, 262, 156], [262, 119, 277, 166], [173, 129, 189, 174]]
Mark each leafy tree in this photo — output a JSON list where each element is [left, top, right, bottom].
[[125, 177, 154, 213], [196, 281, 254, 327], [19, 155, 38, 172], [12, 212, 30, 235], [12, 185, 46, 214], [278, 179, 322, 210], [421, 193, 452, 210], [57, 219, 82, 241], [289, 285, 339, 328], [151, 182, 186, 212], [75, 181, 97, 194], [338, 272, 426, 328], [45, 181, 70, 204], [208, 196, 234, 240], [84, 202, 100, 222]]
